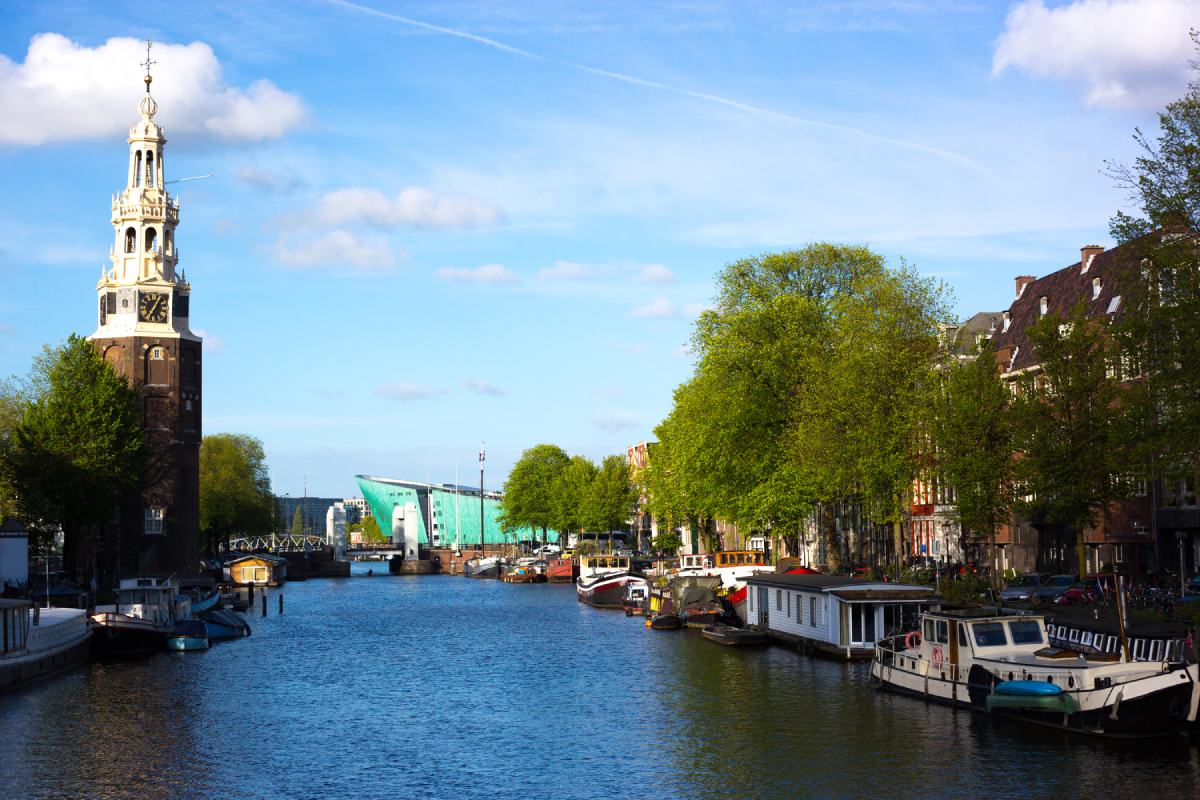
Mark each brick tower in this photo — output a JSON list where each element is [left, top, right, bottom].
[[89, 45, 201, 575]]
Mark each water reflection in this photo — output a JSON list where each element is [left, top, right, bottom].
[[1, 567, 1198, 799]]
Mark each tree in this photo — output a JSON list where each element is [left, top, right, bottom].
[[290, 506, 304, 536], [199, 433, 273, 555], [361, 514, 385, 543], [549, 455, 598, 545], [585, 454, 635, 540], [933, 344, 1014, 585], [499, 444, 569, 545], [1010, 303, 1132, 575], [0, 381, 22, 523], [650, 528, 683, 557], [0, 335, 146, 574], [794, 263, 950, 573]]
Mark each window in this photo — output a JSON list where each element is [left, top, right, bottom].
[[145, 227, 157, 252], [1039, 296, 1048, 315], [1008, 623, 1046, 647], [973, 622, 1008, 647], [958, 623, 968, 647], [144, 507, 164, 535], [786, 592, 791, 617], [150, 346, 165, 360], [1092, 277, 1102, 299], [935, 620, 949, 644], [796, 595, 804, 624], [776, 590, 782, 611], [924, 618, 935, 642], [811, 597, 821, 626], [125, 227, 136, 253]]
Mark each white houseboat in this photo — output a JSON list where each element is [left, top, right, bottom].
[[744, 573, 939, 659], [1, 599, 91, 692], [90, 576, 189, 659], [577, 554, 644, 609], [678, 550, 775, 622], [872, 609, 1200, 738]]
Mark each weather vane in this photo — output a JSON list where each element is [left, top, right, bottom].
[[141, 39, 156, 91]]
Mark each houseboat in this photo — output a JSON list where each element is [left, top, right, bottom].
[[1, 599, 91, 692], [225, 554, 288, 587], [872, 609, 1200, 738], [576, 554, 644, 609], [546, 557, 575, 583], [744, 573, 938, 660], [90, 576, 190, 659], [679, 550, 775, 622], [464, 556, 503, 579], [1040, 606, 1192, 664]]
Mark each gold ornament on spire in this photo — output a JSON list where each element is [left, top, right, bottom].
[[141, 39, 156, 92]]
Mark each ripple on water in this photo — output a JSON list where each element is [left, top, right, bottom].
[[1, 570, 1199, 800]]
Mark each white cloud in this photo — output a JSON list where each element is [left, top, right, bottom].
[[593, 413, 641, 433], [636, 264, 676, 284], [0, 33, 306, 145], [237, 164, 306, 193], [433, 263, 518, 284], [193, 328, 225, 353], [377, 382, 437, 401], [682, 302, 710, 317], [628, 297, 675, 318], [315, 187, 501, 229], [992, 0, 1196, 109], [273, 230, 400, 272], [537, 260, 593, 281], [462, 378, 505, 396]]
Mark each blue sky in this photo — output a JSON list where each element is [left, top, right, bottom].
[[0, 0, 1196, 497]]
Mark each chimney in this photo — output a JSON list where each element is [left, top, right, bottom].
[[1080, 244, 1103, 273], [1015, 275, 1035, 299]]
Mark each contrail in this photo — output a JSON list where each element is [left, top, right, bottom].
[[324, 0, 983, 172]]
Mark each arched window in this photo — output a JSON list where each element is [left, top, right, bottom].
[[134, 151, 142, 187], [124, 227, 136, 253], [146, 152, 155, 187], [145, 345, 168, 385], [145, 227, 157, 252]]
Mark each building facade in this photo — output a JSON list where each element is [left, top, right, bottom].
[[88, 66, 201, 575]]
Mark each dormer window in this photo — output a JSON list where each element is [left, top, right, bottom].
[[1039, 297, 1048, 316], [1002, 311, 1011, 332], [1092, 277, 1102, 299]]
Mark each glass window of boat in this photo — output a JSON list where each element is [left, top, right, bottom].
[[972, 622, 1008, 647], [958, 623, 968, 647], [924, 618, 935, 641], [1008, 620, 1043, 644], [935, 619, 949, 644]]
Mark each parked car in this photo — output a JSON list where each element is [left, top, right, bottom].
[[532, 544, 562, 557], [1031, 574, 1076, 604], [999, 573, 1048, 603]]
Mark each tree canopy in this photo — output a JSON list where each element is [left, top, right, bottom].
[[499, 443, 570, 542], [199, 433, 273, 554]]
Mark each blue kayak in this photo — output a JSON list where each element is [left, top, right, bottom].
[[994, 679, 1064, 696]]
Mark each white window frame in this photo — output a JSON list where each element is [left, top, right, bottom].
[[144, 506, 164, 535]]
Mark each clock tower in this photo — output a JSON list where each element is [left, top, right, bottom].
[[90, 46, 201, 574]]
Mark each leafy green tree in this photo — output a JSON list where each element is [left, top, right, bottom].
[[499, 444, 569, 546], [650, 528, 683, 557], [199, 433, 273, 555], [549, 455, 598, 545], [585, 454, 635, 538], [0, 335, 146, 574], [933, 344, 1014, 585], [290, 506, 304, 536], [0, 381, 22, 523], [794, 263, 950, 573], [360, 514, 385, 543], [1010, 304, 1132, 575], [1108, 39, 1200, 487]]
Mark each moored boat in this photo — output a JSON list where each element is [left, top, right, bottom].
[[546, 557, 576, 583], [872, 609, 1200, 738], [197, 608, 251, 640], [701, 623, 769, 647], [622, 581, 649, 615], [576, 555, 645, 609], [166, 619, 210, 651], [1, 600, 91, 692], [90, 576, 188, 660], [678, 550, 775, 623], [648, 613, 682, 630], [464, 556, 503, 579]]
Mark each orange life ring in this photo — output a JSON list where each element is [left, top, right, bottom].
[[904, 631, 921, 651], [932, 645, 944, 669]]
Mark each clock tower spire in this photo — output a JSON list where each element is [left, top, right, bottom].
[[90, 42, 202, 575]]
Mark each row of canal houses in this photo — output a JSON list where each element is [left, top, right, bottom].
[[629, 236, 1200, 581]]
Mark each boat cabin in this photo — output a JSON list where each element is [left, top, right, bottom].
[[714, 550, 767, 568], [226, 554, 288, 587], [1, 599, 31, 656], [745, 573, 939, 659], [579, 554, 632, 582], [679, 554, 714, 571]]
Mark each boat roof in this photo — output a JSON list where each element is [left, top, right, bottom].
[[226, 553, 288, 565], [745, 573, 936, 599], [0, 598, 32, 610], [1040, 604, 1194, 638]]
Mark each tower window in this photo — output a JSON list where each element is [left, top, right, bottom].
[[144, 507, 164, 535], [150, 346, 165, 360], [146, 151, 155, 188], [134, 151, 142, 187], [145, 227, 157, 252], [125, 227, 136, 253]]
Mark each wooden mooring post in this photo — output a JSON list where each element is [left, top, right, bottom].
[[261, 591, 267, 617], [278, 593, 284, 615]]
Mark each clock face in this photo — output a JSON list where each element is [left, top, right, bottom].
[[138, 291, 169, 323]]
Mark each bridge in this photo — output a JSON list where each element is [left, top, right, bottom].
[[225, 535, 402, 559]]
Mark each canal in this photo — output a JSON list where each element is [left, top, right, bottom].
[[2, 563, 1199, 799]]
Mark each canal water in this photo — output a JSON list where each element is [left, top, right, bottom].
[[3, 563, 1199, 799]]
